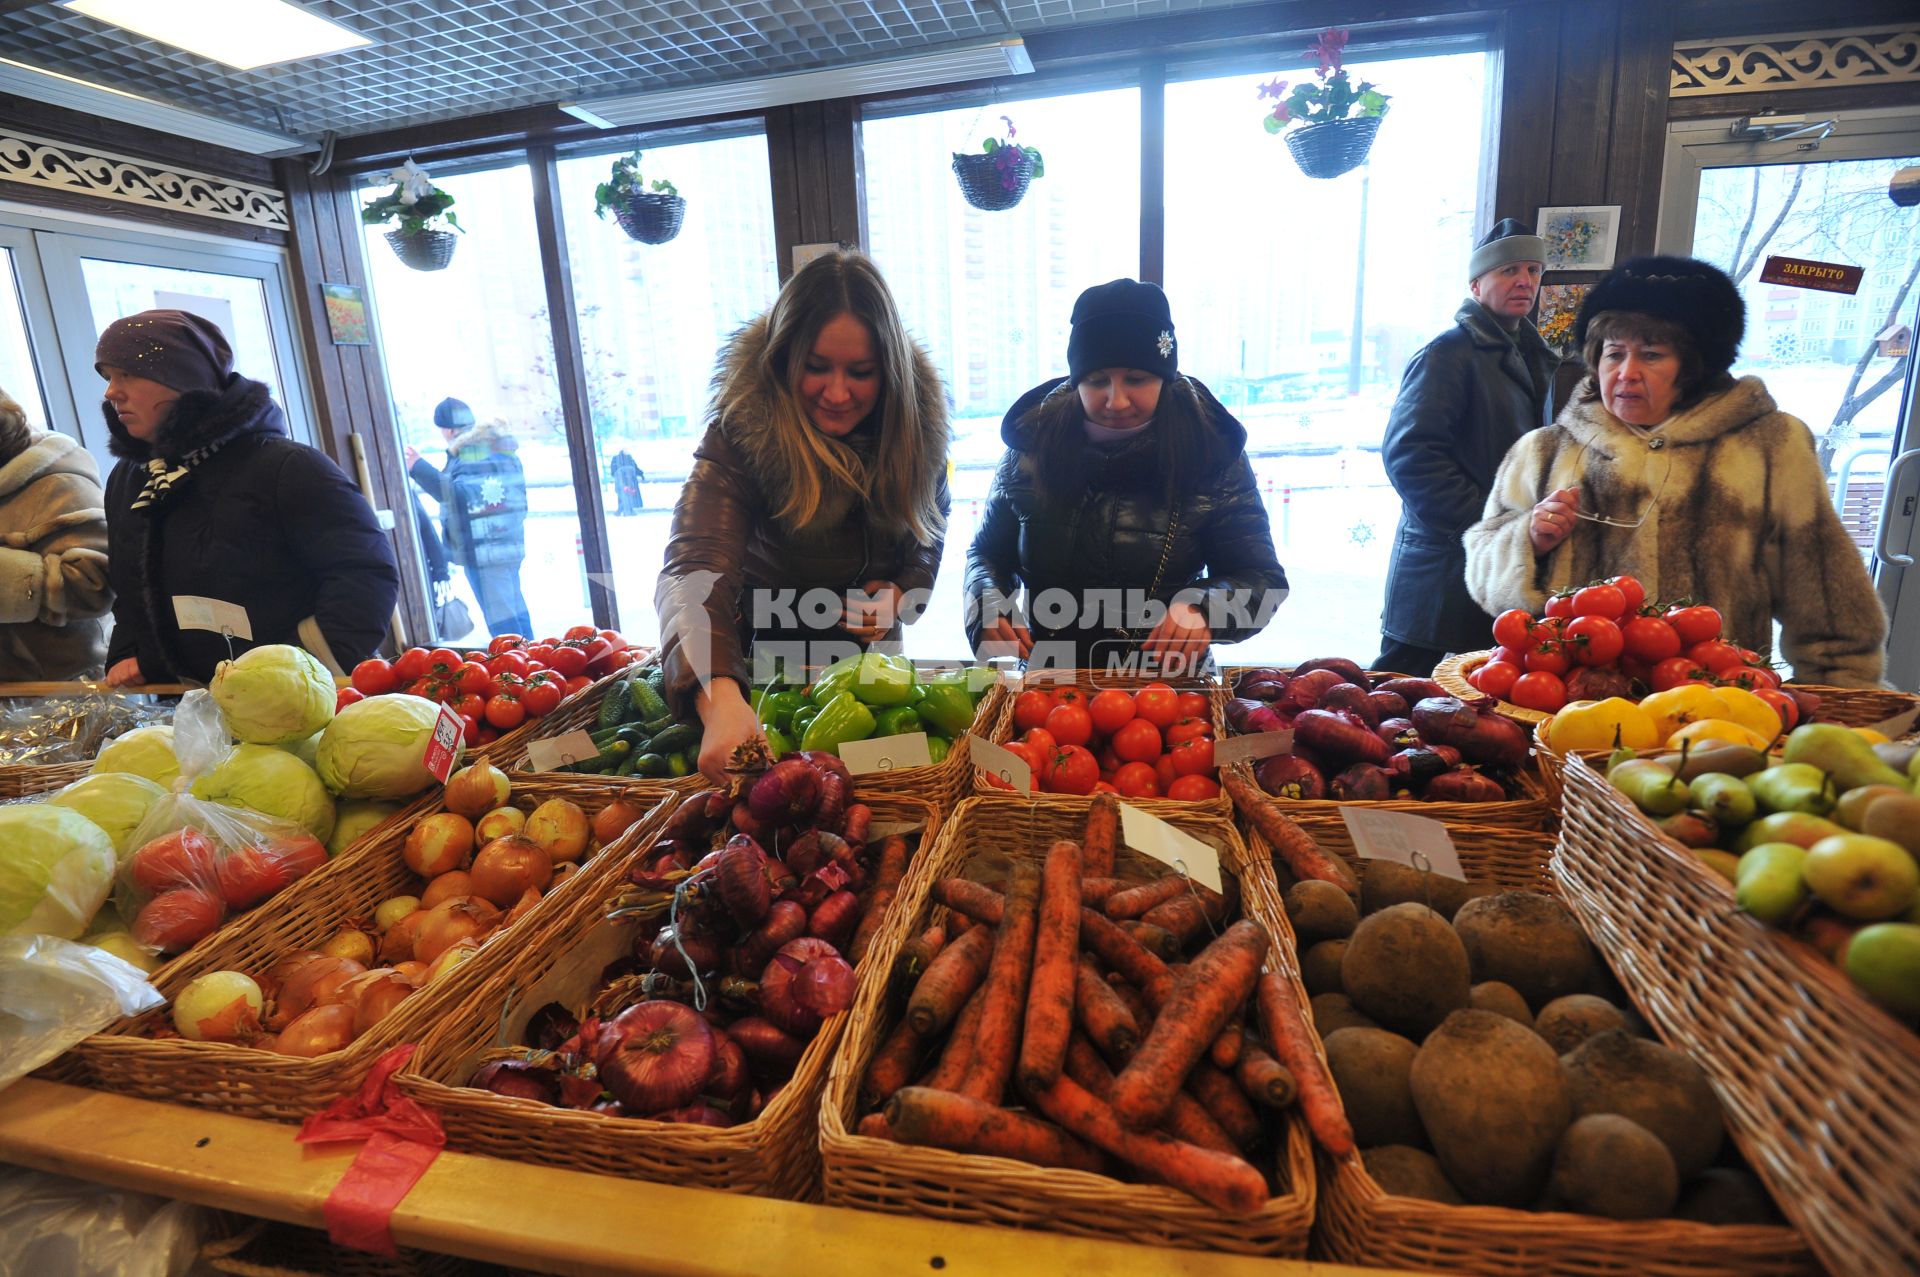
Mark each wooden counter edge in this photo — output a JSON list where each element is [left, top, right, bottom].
[[0, 1079, 1400, 1277]]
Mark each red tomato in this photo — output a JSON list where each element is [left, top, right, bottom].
[[563, 675, 592, 697], [474, 724, 501, 746], [598, 629, 628, 651], [1053, 687, 1088, 710], [1686, 640, 1745, 676], [1166, 774, 1221, 801], [130, 887, 224, 954], [1565, 615, 1624, 667], [449, 691, 485, 719], [1619, 655, 1654, 687], [129, 828, 217, 895], [1608, 575, 1646, 615], [1755, 687, 1800, 730], [216, 845, 294, 911], [1509, 671, 1567, 713], [546, 645, 588, 678], [1153, 753, 1179, 793], [1092, 781, 1120, 795], [1475, 659, 1522, 700], [1047, 746, 1099, 796], [393, 647, 432, 682], [1543, 592, 1575, 619], [1111, 718, 1163, 764], [486, 650, 531, 680], [485, 693, 526, 730], [486, 634, 525, 655], [451, 661, 495, 698], [1169, 736, 1215, 777], [1489, 644, 1528, 668], [1087, 689, 1136, 736], [350, 659, 397, 696], [1134, 683, 1180, 729], [1013, 689, 1055, 733], [427, 647, 462, 673], [1718, 665, 1781, 692], [271, 834, 329, 881], [335, 687, 365, 712], [1044, 703, 1094, 748], [1113, 761, 1160, 798], [1651, 657, 1712, 691], [1175, 691, 1210, 721], [521, 679, 562, 717], [523, 644, 555, 666], [1022, 727, 1058, 759], [1165, 717, 1212, 747], [1570, 583, 1626, 621], [564, 624, 598, 641], [1664, 603, 1723, 646], [460, 714, 485, 747], [1491, 608, 1535, 652], [1525, 642, 1572, 676], [1621, 616, 1682, 664]]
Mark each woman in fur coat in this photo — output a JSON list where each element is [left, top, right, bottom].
[[1464, 256, 1886, 687], [0, 390, 111, 679], [654, 251, 950, 780]]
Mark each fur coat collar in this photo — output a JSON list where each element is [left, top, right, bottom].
[[104, 375, 284, 464], [1560, 375, 1775, 454], [0, 427, 99, 499]]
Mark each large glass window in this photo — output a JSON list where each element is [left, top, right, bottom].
[[77, 257, 286, 408], [0, 250, 46, 428], [1166, 51, 1488, 666], [863, 87, 1142, 658], [556, 132, 780, 647], [361, 163, 593, 646]]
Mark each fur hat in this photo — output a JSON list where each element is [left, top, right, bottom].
[[1575, 255, 1746, 376], [1469, 217, 1548, 278], [433, 397, 476, 431], [1067, 279, 1177, 382], [93, 309, 233, 394]]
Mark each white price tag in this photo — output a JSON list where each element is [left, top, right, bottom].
[[1118, 801, 1223, 893], [969, 735, 1032, 794], [526, 729, 602, 772], [172, 595, 253, 640], [1865, 704, 1920, 740], [868, 819, 925, 839], [1339, 807, 1467, 881], [1213, 729, 1295, 767], [840, 732, 933, 774]]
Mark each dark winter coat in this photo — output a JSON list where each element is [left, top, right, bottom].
[[655, 315, 950, 714], [408, 420, 528, 570], [963, 377, 1287, 666], [102, 376, 399, 684], [1379, 299, 1557, 653]]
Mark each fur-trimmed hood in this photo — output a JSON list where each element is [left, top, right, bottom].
[[999, 374, 1249, 473], [1559, 374, 1775, 453], [446, 418, 519, 457], [708, 312, 949, 526], [0, 426, 102, 501], [103, 374, 284, 463]]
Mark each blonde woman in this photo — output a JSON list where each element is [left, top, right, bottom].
[[655, 250, 950, 780]]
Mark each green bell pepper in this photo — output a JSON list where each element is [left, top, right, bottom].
[[757, 689, 804, 734], [874, 705, 923, 737], [763, 725, 794, 759], [790, 705, 821, 737], [926, 735, 950, 764], [915, 680, 978, 737], [813, 652, 918, 708], [806, 654, 864, 706], [799, 690, 877, 755]]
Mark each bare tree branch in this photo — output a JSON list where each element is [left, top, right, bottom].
[[1728, 167, 1761, 280], [1734, 165, 1806, 283], [1833, 252, 1920, 429]]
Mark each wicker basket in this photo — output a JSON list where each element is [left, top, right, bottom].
[[1271, 819, 1817, 1275], [0, 759, 91, 798], [1556, 751, 1920, 1276], [1788, 683, 1920, 731], [201, 1214, 471, 1277], [476, 666, 633, 767], [397, 794, 941, 1201], [61, 781, 677, 1123], [384, 228, 457, 271], [819, 794, 1316, 1255], [1433, 651, 1551, 725], [953, 150, 1033, 210], [613, 191, 686, 244], [974, 668, 1230, 817], [1283, 115, 1381, 180]]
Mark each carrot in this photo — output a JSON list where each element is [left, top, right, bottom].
[[1018, 840, 1083, 1093], [921, 983, 989, 1092], [959, 861, 1041, 1104], [1082, 792, 1120, 878], [1110, 976, 1154, 1029], [1069, 1035, 1237, 1158], [889, 923, 947, 1007], [1121, 919, 1180, 960], [860, 1015, 929, 1111], [1074, 958, 1140, 1056], [1108, 921, 1270, 1131], [1257, 972, 1353, 1157], [1081, 877, 1127, 906], [1078, 909, 1175, 1007], [1103, 874, 1189, 920], [932, 877, 1005, 926], [850, 835, 911, 964], [841, 803, 873, 845], [1222, 772, 1357, 894], [1235, 1040, 1297, 1110], [886, 1085, 1103, 1173], [1026, 1073, 1269, 1215], [856, 1111, 894, 1140], [1185, 1060, 1264, 1151], [1210, 1021, 1244, 1071], [905, 924, 995, 1036]]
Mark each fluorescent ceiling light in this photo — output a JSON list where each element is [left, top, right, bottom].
[[62, 0, 371, 71], [0, 57, 309, 153], [561, 38, 1033, 128]]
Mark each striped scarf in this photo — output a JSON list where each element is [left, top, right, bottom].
[[130, 440, 224, 510]]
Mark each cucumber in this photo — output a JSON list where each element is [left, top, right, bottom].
[[631, 678, 669, 721], [634, 752, 667, 778], [666, 751, 693, 778], [613, 753, 640, 777], [589, 725, 622, 749], [647, 723, 697, 755], [598, 677, 634, 730], [582, 739, 632, 770]]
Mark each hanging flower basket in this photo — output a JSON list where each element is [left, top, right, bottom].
[[1283, 115, 1382, 180], [953, 150, 1034, 211], [385, 227, 458, 271], [613, 191, 687, 244]]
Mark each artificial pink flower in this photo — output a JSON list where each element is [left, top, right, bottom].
[[1257, 77, 1289, 101]]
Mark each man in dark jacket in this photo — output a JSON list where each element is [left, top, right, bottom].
[[406, 398, 533, 638], [96, 309, 398, 685], [1375, 219, 1557, 674]]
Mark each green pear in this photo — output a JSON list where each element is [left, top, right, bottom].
[[1730, 812, 1846, 853], [1803, 834, 1920, 921], [1658, 810, 1720, 848], [1690, 773, 1757, 829], [1782, 723, 1910, 793], [1694, 848, 1740, 884], [1611, 759, 1691, 816], [1834, 784, 1911, 832], [1859, 792, 1920, 855], [1844, 923, 1920, 1021], [1735, 843, 1808, 925], [1748, 763, 1836, 817]]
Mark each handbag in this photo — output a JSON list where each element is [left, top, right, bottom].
[[433, 583, 475, 642]]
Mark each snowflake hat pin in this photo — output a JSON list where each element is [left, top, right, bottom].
[[1157, 330, 1174, 359]]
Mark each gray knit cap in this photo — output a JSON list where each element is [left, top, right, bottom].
[[1469, 218, 1548, 279]]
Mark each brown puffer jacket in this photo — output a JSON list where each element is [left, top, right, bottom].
[[654, 315, 950, 714]]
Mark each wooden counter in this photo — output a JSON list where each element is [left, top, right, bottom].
[[0, 1079, 1398, 1277]]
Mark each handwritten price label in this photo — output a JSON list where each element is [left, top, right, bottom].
[[969, 735, 1032, 794], [1339, 807, 1466, 881], [526, 730, 601, 772], [1212, 730, 1295, 767], [1118, 802, 1223, 893], [840, 732, 933, 775]]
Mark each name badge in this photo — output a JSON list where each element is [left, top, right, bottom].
[[172, 595, 253, 640]]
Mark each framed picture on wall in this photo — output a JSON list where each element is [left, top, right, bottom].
[[1536, 282, 1590, 356], [321, 282, 371, 346], [1536, 206, 1621, 271]]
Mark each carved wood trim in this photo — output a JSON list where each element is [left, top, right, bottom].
[[1671, 28, 1920, 96], [0, 130, 288, 229]]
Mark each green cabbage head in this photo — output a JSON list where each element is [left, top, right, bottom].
[[328, 799, 402, 856], [92, 725, 180, 787], [191, 743, 337, 843], [211, 644, 337, 746], [47, 772, 168, 859], [0, 805, 117, 939], [317, 694, 461, 800]]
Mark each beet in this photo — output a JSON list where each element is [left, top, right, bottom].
[[1374, 677, 1449, 701], [1377, 717, 1421, 750], [1410, 697, 1530, 768], [1386, 748, 1451, 791], [1330, 763, 1393, 801], [1565, 665, 1633, 701], [1255, 754, 1327, 800], [1233, 667, 1286, 697], [1224, 697, 1265, 732], [1294, 708, 1392, 766], [1320, 682, 1380, 729], [1292, 656, 1370, 686], [1285, 669, 1350, 711], [1424, 767, 1509, 802], [1366, 690, 1410, 722]]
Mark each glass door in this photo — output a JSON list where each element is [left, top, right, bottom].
[[1659, 108, 1920, 689], [0, 224, 76, 441]]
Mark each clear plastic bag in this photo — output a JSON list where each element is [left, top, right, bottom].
[[0, 933, 163, 1091], [0, 1166, 208, 1277], [0, 687, 176, 765], [114, 694, 330, 957]]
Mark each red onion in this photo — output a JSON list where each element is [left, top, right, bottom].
[[739, 899, 807, 971], [716, 835, 771, 927], [794, 954, 856, 1018], [559, 1068, 606, 1110], [473, 1059, 559, 1104], [806, 890, 859, 949], [813, 768, 847, 829], [726, 1016, 806, 1077], [730, 802, 770, 840], [651, 923, 722, 979], [649, 1103, 731, 1127], [705, 1029, 751, 1104], [759, 937, 841, 1035], [664, 793, 721, 842], [783, 830, 823, 876], [593, 1001, 715, 1114], [748, 758, 820, 825]]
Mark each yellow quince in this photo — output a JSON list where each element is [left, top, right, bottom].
[[1546, 698, 1660, 757]]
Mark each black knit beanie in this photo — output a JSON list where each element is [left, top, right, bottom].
[[1575, 255, 1747, 377], [93, 309, 233, 394], [1067, 279, 1177, 382], [433, 398, 476, 431]]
